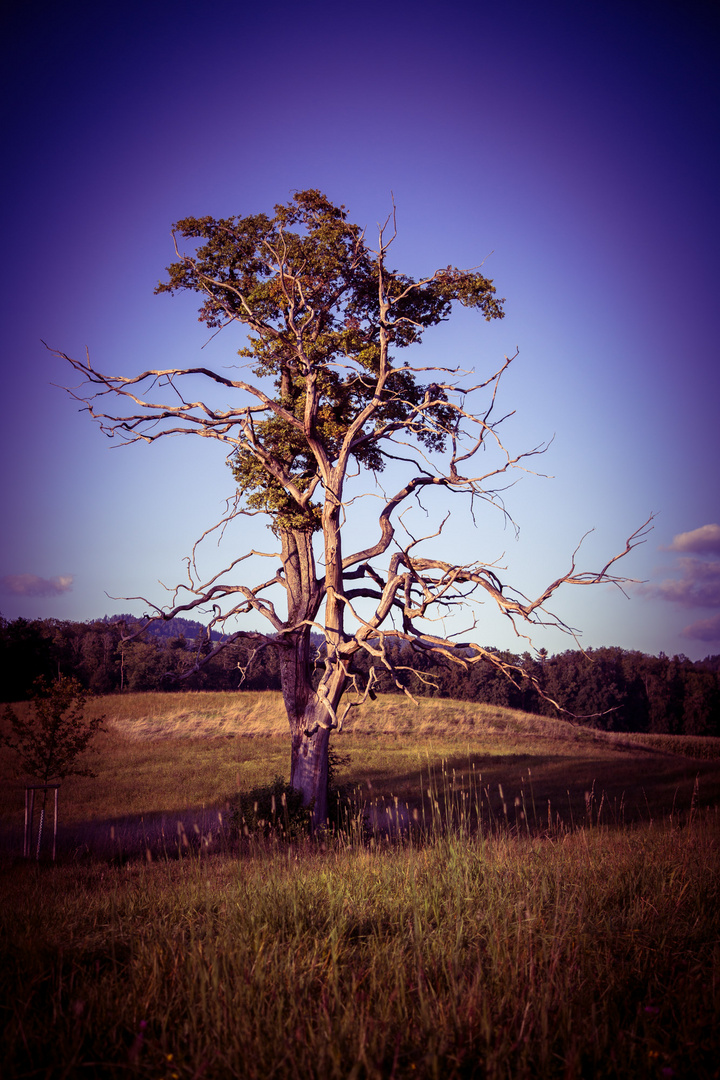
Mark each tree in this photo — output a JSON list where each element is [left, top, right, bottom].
[[54, 190, 650, 825], [2, 674, 105, 784], [2, 675, 105, 855]]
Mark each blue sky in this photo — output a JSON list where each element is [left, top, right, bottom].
[[1, 0, 719, 659]]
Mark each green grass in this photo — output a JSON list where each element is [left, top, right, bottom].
[[1, 692, 719, 1078], [1, 819, 719, 1078]]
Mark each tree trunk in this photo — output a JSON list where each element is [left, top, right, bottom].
[[290, 718, 331, 826], [283, 472, 349, 826], [276, 527, 340, 827], [277, 624, 347, 828]]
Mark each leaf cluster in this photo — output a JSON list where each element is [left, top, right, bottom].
[[1, 675, 105, 783], [156, 190, 505, 532]]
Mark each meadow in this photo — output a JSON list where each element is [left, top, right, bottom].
[[1, 692, 719, 1078]]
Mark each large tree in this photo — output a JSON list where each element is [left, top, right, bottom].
[[55, 190, 649, 824]]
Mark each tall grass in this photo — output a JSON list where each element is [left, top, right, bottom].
[[1, 814, 718, 1078], [1, 692, 719, 1077], [78, 690, 720, 757]]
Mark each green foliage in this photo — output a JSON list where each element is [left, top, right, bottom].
[[156, 190, 505, 533], [1, 675, 105, 784]]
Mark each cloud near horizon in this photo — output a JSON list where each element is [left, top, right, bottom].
[[650, 557, 720, 609], [640, 524, 720, 643], [681, 613, 720, 643], [666, 523, 720, 555], [0, 573, 74, 598]]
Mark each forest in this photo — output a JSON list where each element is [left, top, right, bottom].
[[1, 613, 718, 736]]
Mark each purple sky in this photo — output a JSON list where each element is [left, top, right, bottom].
[[1, 0, 719, 659]]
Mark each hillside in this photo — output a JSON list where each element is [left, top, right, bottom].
[[2, 694, 719, 859]]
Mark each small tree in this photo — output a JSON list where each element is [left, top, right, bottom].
[[2, 675, 105, 854], [53, 190, 649, 825]]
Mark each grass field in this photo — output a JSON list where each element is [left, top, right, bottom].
[[1, 692, 719, 1078]]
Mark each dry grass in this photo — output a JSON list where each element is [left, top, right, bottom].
[[2, 692, 719, 855], [72, 689, 720, 752], [97, 690, 289, 739], [78, 690, 566, 741]]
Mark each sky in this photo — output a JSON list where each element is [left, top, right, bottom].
[[1, 0, 719, 660]]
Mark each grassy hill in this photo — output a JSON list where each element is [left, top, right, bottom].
[[2, 691, 719, 858]]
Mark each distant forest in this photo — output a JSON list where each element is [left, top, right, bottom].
[[1, 613, 718, 736]]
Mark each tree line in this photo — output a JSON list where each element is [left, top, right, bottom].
[[1, 613, 718, 736]]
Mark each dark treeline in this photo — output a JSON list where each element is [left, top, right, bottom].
[[1, 614, 718, 736]]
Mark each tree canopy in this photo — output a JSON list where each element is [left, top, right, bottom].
[[153, 190, 505, 531]]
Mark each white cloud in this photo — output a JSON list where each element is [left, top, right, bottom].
[[667, 523, 720, 555], [649, 557, 720, 608], [642, 527, 720, 614], [0, 573, 74, 598], [681, 613, 720, 643]]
